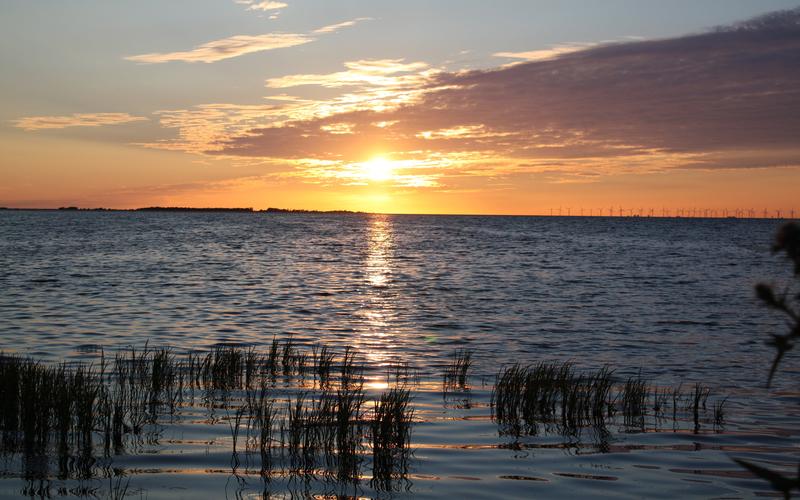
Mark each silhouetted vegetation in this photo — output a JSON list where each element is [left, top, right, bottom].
[[491, 361, 723, 437], [443, 348, 473, 391], [0, 340, 733, 494], [264, 207, 366, 214], [755, 222, 800, 386], [136, 206, 255, 212], [370, 387, 413, 491], [735, 222, 800, 498], [0, 342, 414, 491]]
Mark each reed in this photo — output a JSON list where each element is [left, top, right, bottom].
[[689, 382, 710, 430], [210, 346, 244, 391], [331, 386, 367, 482], [264, 337, 278, 376], [108, 475, 130, 500], [340, 347, 363, 388], [713, 396, 728, 428], [621, 372, 649, 427], [284, 392, 312, 474], [227, 405, 247, 455], [443, 349, 473, 390], [313, 344, 335, 386], [243, 346, 259, 389], [671, 383, 683, 423], [371, 387, 413, 490], [281, 338, 295, 376], [253, 387, 276, 475]]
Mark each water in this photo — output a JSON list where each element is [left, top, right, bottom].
[[1, 211, 798, 498]]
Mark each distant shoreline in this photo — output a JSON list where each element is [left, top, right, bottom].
[[0, 206, 794, 219], [0, 206, 368, 214]]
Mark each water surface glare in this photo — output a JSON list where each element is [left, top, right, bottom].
[[0, 211, 798, 498]]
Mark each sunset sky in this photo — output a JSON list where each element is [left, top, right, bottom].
[[1, 1, 799, 214]]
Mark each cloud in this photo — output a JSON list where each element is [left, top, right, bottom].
[[139, 103, 286, 153], [213, 8, 800, 179], [125, 17, 368, 64], [416, 125, 515, 140], [14, 113, 147, 131], [125, 33, 311, 64], [141, 8, 800, 188], [313, 17, 372, 34], [236, 1, 287, 12], [139, 59, 441, 154], [266, 59, 432, 88], [493, 42, 597, 62]]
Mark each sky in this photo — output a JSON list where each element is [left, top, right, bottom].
[[1, 1, 799, 214]]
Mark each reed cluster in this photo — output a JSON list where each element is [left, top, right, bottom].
[[278, 386, 367, 480], [0, 357, 101, 459], [0, 344, 728, 489], [0, 341, 414, 490], [491, 361, 724, 435], [370, 387, 414, 491], [442, 349, 473, 391]]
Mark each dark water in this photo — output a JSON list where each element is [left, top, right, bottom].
[[1, 211, 798, 498]]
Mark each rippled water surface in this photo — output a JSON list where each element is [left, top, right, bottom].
[[1, 211, 799, 498]]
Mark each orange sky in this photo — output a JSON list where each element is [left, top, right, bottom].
[[1, 2, 799, 215]]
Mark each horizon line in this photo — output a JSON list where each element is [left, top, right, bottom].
[[1, 206, 797, 220]]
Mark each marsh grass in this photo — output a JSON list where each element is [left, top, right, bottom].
[[0, 341, 408, 488], [443, 349, 473, 391], [227, 405, 247, 456], [491, 361, 724, 437], [253, 389, 276, 475], [281, 338, 295, 376], [713, 396, 728, 429], [621, 372, 649, 427], [370, 387, 413, 491], [267, 337, 280, 377], [340, 347, 363, 389], [1, 342, 728, 492], [108, 475, 130, 500], [313, 345, 335, 386], [385, 361, 416, 387]]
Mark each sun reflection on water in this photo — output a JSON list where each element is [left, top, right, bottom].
[[367, 215, 393, 288], [356, 215, 398, 377]]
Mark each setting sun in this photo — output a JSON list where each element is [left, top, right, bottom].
[[361, 156, 394, 182]]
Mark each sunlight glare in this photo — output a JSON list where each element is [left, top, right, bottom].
[[362, 156, 394, 182]]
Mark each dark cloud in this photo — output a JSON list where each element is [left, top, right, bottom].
[[218, 8, 800, 171]]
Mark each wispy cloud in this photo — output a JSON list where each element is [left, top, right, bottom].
[[139, 58, 440, 154], [313, 17, 372, 34], [235, 1, 287, 12], [14, 113, 147, 131], [266, 59, 432, 88], [140, 103, 285, 153], [493, 42, 597, 62], [125, 17, 368, 64], [125, 33, 311, 64]]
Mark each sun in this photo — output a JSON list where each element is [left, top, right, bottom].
[[361, 156, 394, 182]]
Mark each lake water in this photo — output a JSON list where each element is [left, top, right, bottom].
[[1, 211, 798, 498]]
